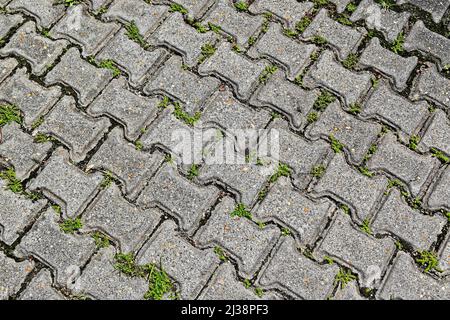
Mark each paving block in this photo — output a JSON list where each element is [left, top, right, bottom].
[[404, 21, 450, 68], [7, 0, 65, 29], [19, 269, 65, 300], [398, 0, 450, 23], [35, 95, 110, 163], [329, 0, 352, 13], [350, 0, 410, 42], [0, 180, 46, 245], [411, 63, 450, 109], [199, 42, 266, 100], [419, 110, 450, 156], [88, 77, 159, 140], [367, 132, 439, 197], [248, 23, 316, 81], [334, 281, 366, 300], [314, 154, 388, 220], [138, 163, 219, 233], [307, 101, 381, 164], [16, 208, 96, 287], [249, 0, 313, 29], [250, 70, 319, 129], [316, 213, 396, 288], [198, 263, 265, 300], [438, 234, 450, 274], [362, 80, 429, 142], [145, 55, 220, 114], [136, 219, 219, 299], [254, 177, 335, 246], [45, 48, 114, 107], [73, 247, 148, 300], [258, 237, 339, 299], [0, 123, 52, 181], [359, 37, 417, 91], [96, 29, 167, 87], [425, 166, 450, 211], [103, 0, 167, 36], [0, 21, 68, 75], [377, 252, 449, 299], [171, 0, 215, 19], [83, 184, 161, 253], [0, 57, 18, 84], [0, 251, 34, 300], [0, 67, 61, 129], [29, 148, 103, 218], [149, 12, 217, 67], [302, 9, 366, 60], [373, 189, 446, 251], [195, 196, 280, 278], [204, 0, 264, 46], [0, 13, 23, 39], [50, 4, 119, 57], [304, 50, 372, 106]]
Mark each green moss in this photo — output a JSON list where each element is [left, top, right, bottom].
[[358, 166, 374, 177], [295, 16, 312, 34], [409, 135, 420, 151], [371, 77, 379, 88], [340, 204, 350, 215], [125, 21, 148, 48], [92, 231, 110, 248], [135, 140, 143, 151], [198, 43, 216, 63], [348, 103, 361, 115], [100, 171, 114, 189], [313, 91, 336, 111], [114, 253, 144, 277], [346, 2, 357, 12], [169, 3, 188, 14], [34, 133, 54, 144], [208, 23, 221, 33], [283, 28, 298, 38], [324, 256, 334, 265], [342, 54, 358, 69], [58, 0, 80, 7], [243, 278, 251, 288], [234, 1, 249, 12], [336, 15, 353, 26], [60, 217, 83, 234], [307, 111, 319, 123], [311, 165, 326, 178], [312, 35, 327, 45], [329, 135, 344, 153]]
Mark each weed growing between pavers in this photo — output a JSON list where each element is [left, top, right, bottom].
[[348, 103, 361, 115], [34, 133, 55, 144], [416, 251, 442, 273], [311, 165, 326, 178], [329, 135, 344, 153], [214, 246, 228, 262], [0, 104, 22, 126], [231, 203, 252, 220], [60, 217, 83, 234], [169, 3, 188, 15], [173, 102, 201, 126], [296, 16, 312, 34], [324, 256, 334, 265], [269, 163, 291, 183], [234, 1, 249, 12], [114, 253, 176, 300], [98, 59, 121, 78], [125, 21, 148, 48], [198, 43, 216, 64], [187, 164, 199, 180], [0, 167, 23, 193], [313, 91, 336, 111], [408, 135, 420, 151], [430, 148, 449, 164], [360, 219, 372, 235], [281, 227, 291, 236], [259, 65, 278, 84], [391, 32, 404, 54], [92, 231, 110, 249], [100, 171, 114, 189], [334, 268, 357, 289], [57, 0, 80, 7]]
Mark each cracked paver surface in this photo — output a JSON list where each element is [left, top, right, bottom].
[[0, 0, 449, 300]]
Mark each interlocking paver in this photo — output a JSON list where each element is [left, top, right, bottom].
[[307, 101, 381, 164], [359, 37, 417, 91], [19, 269, 65, 300], [7, 0, 65, 29], [198, 42, 266, 100], [302, 9, 366, 60], [362, 80, 429, 142], [258, 237, 339, 299], [1, 1, 449, 301], [0, 67, 61, 129], [87, 127, 164, 200], [29, 148, 103, 218], [50, 4, 119, 57], [0, 123, 52, 180], [0, 21, 68, 76], [16, 208, 96, 287], [198, 263, 265, 300], [150, 12, 216, 67], [377, 252, 449, 300], [138, 163, 220, 233], [411, 63, 450, 109], [145, 55, 220, 114], [73, 247, 148, 300], [45, 48, 113, 107], [398, 0, 450, 23], [350, 0, 410, 42], [136, 219, 219, 299], [254, 177, 335, 246], [314, 154, 388, 220], [404, 21, 450, 68], [0, 14, 22, 39], [316, 212, 396, 288], [35, 95, 111, 163], [96, 29, 167, 87], [249, 0, 313, 29], [103, 0, 167, 37], [419, 109, 450, 155], [304, 50, 372, 106], [367, 132, 439, 196], [250, 70, 319, 129], [0, 251, 34, 300], [204, 0, 264, 46], [83, 184, 162, 253], [88, 77, 159, 140], [248, 23, 316, 81], [0, 180, 46, 245], [425, 166, 450, 211], [373, 189, 446, 251]]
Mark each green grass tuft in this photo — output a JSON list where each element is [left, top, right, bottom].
[[0, 168, 23, 193], [334, 268, 357, 289], [234, 1, 249, 12], [125, 21, 148, 48], [60, 217, 83, 234], [416, 251, 442, 273], [169, 3, 188, 14], [391, 32, 404, 54], [0, 104, 22, 127], [259, 65, 278, 84], [231, 203, 252, 220], [329, 135, 344, 153], [269, 163, 291, 183], [313, 91, 336, 111]]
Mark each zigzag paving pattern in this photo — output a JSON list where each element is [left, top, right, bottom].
[[0, 0, 449, 300]]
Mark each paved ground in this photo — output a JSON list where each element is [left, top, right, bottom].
[[0, 0, 449, 300]]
